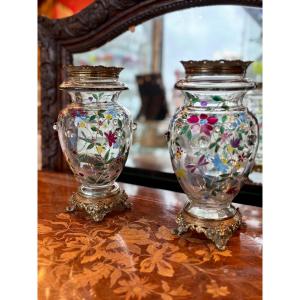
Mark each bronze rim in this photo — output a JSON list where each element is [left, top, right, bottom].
[[181, 60, 253, 76], [66, 65, 124, 78]]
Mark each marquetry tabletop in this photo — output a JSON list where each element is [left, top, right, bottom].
[[38, 171, 262, 300]]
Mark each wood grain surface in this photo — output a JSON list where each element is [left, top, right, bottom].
[[38, 171, 262, 300]]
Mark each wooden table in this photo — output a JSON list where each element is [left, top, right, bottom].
[[38, 171, 262, 300]]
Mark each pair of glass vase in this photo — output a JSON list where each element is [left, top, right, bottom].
[[55, 60, 258, 250]]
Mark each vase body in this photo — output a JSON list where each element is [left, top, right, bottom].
[[56, 66, 133, 221], [168, 60, 259, 222]]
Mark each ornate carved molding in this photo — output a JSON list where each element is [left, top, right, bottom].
[[38, 0, 262, 171]]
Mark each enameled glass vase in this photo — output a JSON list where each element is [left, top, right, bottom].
[[167, 60, 259, 250], [55, 65, 133, 221]]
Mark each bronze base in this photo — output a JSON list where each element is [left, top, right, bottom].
[[174, 206, 242, 250], [66, 187, 131, 222]]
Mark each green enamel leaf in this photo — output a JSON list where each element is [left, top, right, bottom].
[[215, 144, 220, 153], [91, 126, 97, 132], [79, 136, 91, 143], [186, 92, 193, 99], [220, 174, 230, 178], [106, 158, 115, 164], [92, 93, 99, 100], [233, 172, 239, 177], [98, 110, 105, 117], [211, 95, 223, 102], [220, 126, 225, 134], [89, 115, 96, 121], [87, 143, 94, 150], [180, 125, 189, 135], [98, 131, 103, 136], [118, 119, 122, 128], [186, 130, 192, 141], [209, 143, 216, 149], [186, 92, 199, 103], [104, 150, 110, 161], [221, 104, 230, 110], [222, 115, 227, 122]]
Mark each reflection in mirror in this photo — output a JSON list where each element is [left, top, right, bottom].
[[73, 5, 262, 184]]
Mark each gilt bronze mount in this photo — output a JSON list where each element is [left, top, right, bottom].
[[174, 206, 242, 250]]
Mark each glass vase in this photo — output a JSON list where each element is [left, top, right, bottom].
[[167, 60, 259, 249], [55, 65, 134, 221]]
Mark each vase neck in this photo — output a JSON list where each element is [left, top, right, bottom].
[[68, 91, 121, 104], [60, 65, 127, 105], [183, 90, 248, 109]]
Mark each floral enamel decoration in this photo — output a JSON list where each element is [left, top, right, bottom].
[[186, 155, 209, 174], [56, 65, 134, 222], [168, 60, 258, 250], [187, 115, 199, 123], [105, 131, 117, 147], [211, 154, 229, 173], [220, 132, 232, 143], [230, 138, 241, 149], [199, 114, 218, 136], [187, 113, 218, 137], [175, 148, 183, 159], [175, 168, 186, 178]]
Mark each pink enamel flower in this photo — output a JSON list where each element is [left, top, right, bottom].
[[220, 132, 232, 143], [199, 114, 218, 136], [187, 115, 199, 123], [104, 131, 117, 147]]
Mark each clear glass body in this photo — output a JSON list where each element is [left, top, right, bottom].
[[57, 85, 133, 198], [168, 74, 259, 220]]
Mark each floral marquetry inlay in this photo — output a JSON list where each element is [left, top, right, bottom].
[[38, 214, 260, 300], [38, 171, 262, 300]]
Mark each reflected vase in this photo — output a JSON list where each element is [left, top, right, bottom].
[[167, 60, 259, 249], [56, 65, 133, 221]]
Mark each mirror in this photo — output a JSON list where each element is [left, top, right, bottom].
[[72, 5, 262, 183]]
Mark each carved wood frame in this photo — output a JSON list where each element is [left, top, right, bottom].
[[38, 0, 262, 171]]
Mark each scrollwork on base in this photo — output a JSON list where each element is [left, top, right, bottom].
[[175, 207, 242, 250], [66, 188, 131, 222]]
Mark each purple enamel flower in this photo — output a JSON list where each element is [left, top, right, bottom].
[[185, 155, 209, 174], [230, 138, 241, 148], [200, 100, 208, 107]]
